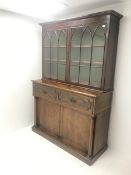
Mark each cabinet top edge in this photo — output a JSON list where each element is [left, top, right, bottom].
[[40, 10, 123, 26], [32, 79, 111, 97]]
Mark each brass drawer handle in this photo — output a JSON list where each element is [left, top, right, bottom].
[[70, 98, 76, 104]]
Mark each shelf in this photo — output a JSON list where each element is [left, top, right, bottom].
[[71, 45, 104, 48], [71, 60, 103, 65], [43, 45, 104, 48], [44, 59, 66, 61], [43, 46, 66, 48], [70, 64, 103, 68], [44, 59, 103, 65], [44, 59, 66, 64]]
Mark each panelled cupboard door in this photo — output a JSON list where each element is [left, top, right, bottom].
[[36, 98, 60, 136], [61, 106, 91, 154], [42, 29, 67, 81]]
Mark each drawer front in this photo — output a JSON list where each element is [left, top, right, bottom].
[[33, 82, 94, 114], [33, 83, 59, 102], [61, 91, 94, 115]]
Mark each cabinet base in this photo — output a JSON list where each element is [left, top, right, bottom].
[[32, 125, 107, 165]]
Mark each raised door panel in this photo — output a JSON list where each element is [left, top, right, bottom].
[[36, 98, 60, 136], [61, 106, 91, 154]]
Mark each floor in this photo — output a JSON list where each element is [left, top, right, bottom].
[[0, 127, 130, 175]]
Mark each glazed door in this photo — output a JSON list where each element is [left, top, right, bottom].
[[68, 23, 107, 88], [42, 29, 67, 81]]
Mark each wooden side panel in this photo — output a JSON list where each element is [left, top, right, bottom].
[[61, 106, 91, 154], [93, 109, 110, 156], [94, 91, 112, 114], [103, 18, 120, 90], [36, 98, 60, 136]]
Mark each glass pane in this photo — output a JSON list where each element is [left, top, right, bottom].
[[58, 64, 66, 80], [51, 47, 57, 60], [59, 31, 66, 46], [92, 47, 104, 62], [89, 25, 105, 86], [71, 48, 80, 61], [81, 47, 91, 61], [93, 26, 106, 46], [79, 66, 90, 85], [58, 48, 66, 60], [71, 29, 81, 63], [44, 62, 50, 78], [70, 65, 79, 83], [71, 29, 81, 46], [90, 65, 102, 87], [81, 28, 92, 46], [44, 33, 50, 46], [44, 47, 50, 59], [51, 32, 58, 46], [51, 63, 57, 79]]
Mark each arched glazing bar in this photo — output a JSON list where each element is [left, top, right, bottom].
[[50, 31, 59, 79], [57, 30, 66, 81], [89, 25, 106, 87], [70, 28, 82, 83], [78, 26, 92, 85], [43, 32, 51, 78]]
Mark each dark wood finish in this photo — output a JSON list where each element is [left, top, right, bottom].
[[41, 10, 122, 90], [32, 80, 112, 164], [40, 10, 122, 26], [93, 109, 110, 156], [61, 106, 91, 153], [102, 18, 120, 90], [36, 98, 60, 136], [32, 10, 122, 165]]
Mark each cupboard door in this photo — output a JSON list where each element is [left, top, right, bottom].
[[69, 24, 107, 88], [36, 98, 60, 136], [70, 26, 92, 85], [61, 106, 91, 154], [90, 25, 106, 88], [42, 29, 67, 81]]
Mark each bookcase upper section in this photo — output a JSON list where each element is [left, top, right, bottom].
[[41, 10, 122, 90]]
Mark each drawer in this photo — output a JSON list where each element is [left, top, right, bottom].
[[33, 83, 59, 102], [61, 91, 94, 115], [33, 82, 94, 114]]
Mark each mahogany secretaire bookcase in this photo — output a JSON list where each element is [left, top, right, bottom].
[[32, 10, 123, 165]]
